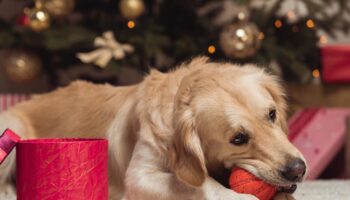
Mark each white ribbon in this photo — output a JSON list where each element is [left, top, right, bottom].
[[77, 31, 134, 68]]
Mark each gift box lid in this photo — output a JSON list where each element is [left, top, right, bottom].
[[0, 129, 20, 164]]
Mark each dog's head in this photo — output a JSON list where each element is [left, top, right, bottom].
[[171, 58, 306, 189]]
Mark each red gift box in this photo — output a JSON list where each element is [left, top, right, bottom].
[[16, 138, 108, 200], [322, 45, 350, 83]]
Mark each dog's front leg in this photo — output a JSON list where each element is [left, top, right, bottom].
[[124, 141, 257, 200], [124, 140, 199, 200]]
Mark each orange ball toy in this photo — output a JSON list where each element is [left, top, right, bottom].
[[229, 168, 277, 200]]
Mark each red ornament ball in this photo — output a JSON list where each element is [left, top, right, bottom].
[[229, 168, 277, 200], [16, 14, 30, 26]]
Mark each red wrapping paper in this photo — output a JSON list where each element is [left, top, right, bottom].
[[16, 139, 108, 200]]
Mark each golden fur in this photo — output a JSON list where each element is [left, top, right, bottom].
[[0, 57, 305, 200]]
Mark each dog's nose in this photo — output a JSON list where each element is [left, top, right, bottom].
[[281, 158, 306, 182]]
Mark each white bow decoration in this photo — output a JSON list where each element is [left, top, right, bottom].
[[77, 31, 134, 68]]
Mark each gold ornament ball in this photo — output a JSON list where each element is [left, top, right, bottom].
[[119, 0, 145, 19], [220, 22, 261, 59], [27, 7, 50, 32], [43, 0, 75, 18], [2, 49, 42, 83]]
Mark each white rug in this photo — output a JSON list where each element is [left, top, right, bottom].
[[294, 180, 350, 200], [1, 180, 349, 200], [0, 193, 15, 200]]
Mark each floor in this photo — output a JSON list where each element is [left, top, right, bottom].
[[1, 180, 349, 200], [294, 180, 350, 200]]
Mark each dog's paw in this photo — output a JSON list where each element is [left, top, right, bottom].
[[273, 193, 296, 200]]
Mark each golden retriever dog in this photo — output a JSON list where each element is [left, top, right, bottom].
[[0, 57, 306, 200]]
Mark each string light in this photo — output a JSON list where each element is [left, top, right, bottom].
[[237, 11, 248, 21], [287, 10, 296, 18], [306, 19, 315, 28], [287, 11, 297, 21], [320, 35, 328, 44], [258, 32, 265, 40], [127, 20, 135, 29], [274, 20, 282, 28], [312, 69, 320, 78], [208, 45, 216, 54]]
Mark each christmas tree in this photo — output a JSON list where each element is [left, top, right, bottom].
[[0, 0, 349, 86]]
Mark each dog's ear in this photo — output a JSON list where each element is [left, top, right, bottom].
[[171, 75, 207, 187], [263, 75, 288, 134], [173, 110, 207, 187]]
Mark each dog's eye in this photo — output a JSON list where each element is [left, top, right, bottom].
[[231, 133, 249, 145], [269, 109, 276, 122]]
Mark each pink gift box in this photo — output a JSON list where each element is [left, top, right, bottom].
[[16, 138, 108, 200], [288, 108, 350, 179]]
